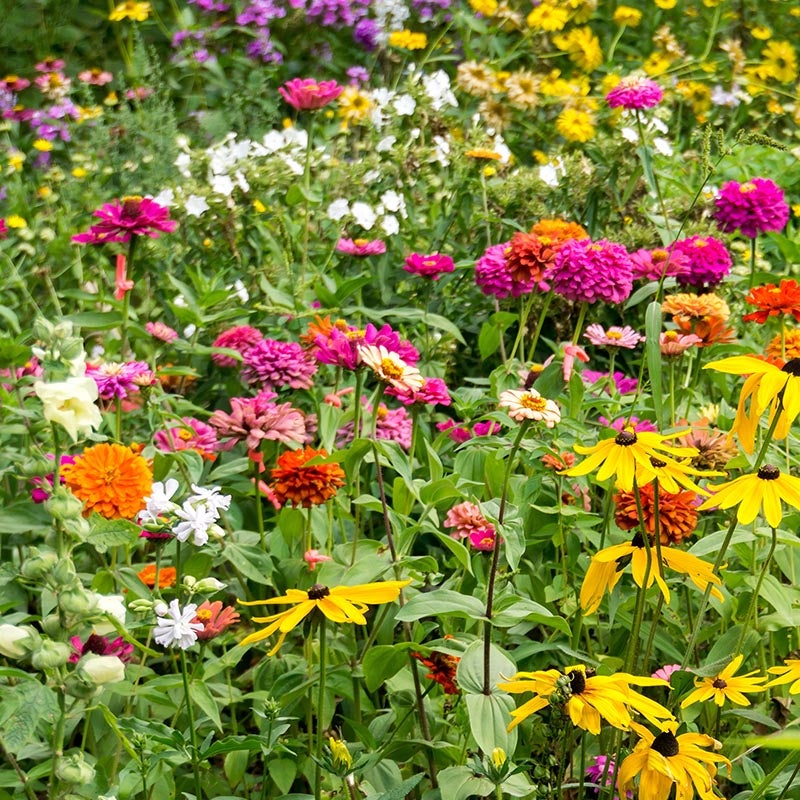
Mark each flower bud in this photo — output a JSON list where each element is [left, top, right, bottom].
[[77, 654, 126, 686], [41, 613, 64, 638], [182, 575, 197, 589], [63, 672, 98, 701], [59, 584, 93, 615], [63, 516, 91, 540], [193, 577, 226, 594], [0, 623, 35, 658], [20, 548, 58, 579], [46, 488, 85, 523], [52, 557, 77, 586], [31, 639, 72, 670], [128, 598, 156, 615], [91, 594, 126, 635], [56, 752, 95, 785]]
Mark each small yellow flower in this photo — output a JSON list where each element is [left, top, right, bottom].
[[253, 199, 266, 213], [491, 748, 506, 769], [77, 105, 103, 122], [643, 51, 673, 76], [680, 655, 767, 708], [72, 167, 88, 179], [104, 91, 119, 106], [751, 25, 772, 40], [555, 108, 595, 143], [654, 0, 677, 8], [202, 238, 213, 247], [469, 0, 498, 16], [6, 215, 27, 229], [109, 1, 151, 21], [8, 152, 25, 171], [328, 737, 353, 770], [613, 6, 642, 26], [388, 30, 428, 50], [483, 165, 496, 178], [526, 3, 569, 31], [37, 187, 52, 199], [33, 139, 53, 152]]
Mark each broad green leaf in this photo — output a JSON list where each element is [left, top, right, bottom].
[[438, 766, 494, 800], [190, 680, 222, 731], [0, 679, 57, 753], [368, 773, 424, 800], [464, 693, 517, 756], [456, 640, 516, 694], [85, 516, 142, 553], [362, 644, 414, 693], [394, 590, 486, 623], [222, 541, 273, 584], [645, 300, 663, 426]]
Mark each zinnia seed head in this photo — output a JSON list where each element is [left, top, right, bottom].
[[307, 584, 330, 600], [757, 465, 780, 481], [615, 429, 638, 446], [651, 731, 680, 757]]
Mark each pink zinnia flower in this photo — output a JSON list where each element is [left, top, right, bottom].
[[475, 241, 535, 299], [304, 549, 332, 571], [0, 219, 7, 239], [472, 420, 501, 437], [212, 325, 264, 368], [78, 68, 113, 86], [0, 76, 30, 92], [672, 235, 732, 290], [154, 417, 220, 460], [630, 246, 689, 282], [386, 377, 451, 406], [337, 398, 412, 449], [36, 57, 65, 72], [72, 196, 177, 244], [69, 633, 134, 663], [241, 338, 318, 390], [437, 419, 472, 443], [336, 237, 387, 256], [146, 321, 178, 343], [606, 76, 663, 110], [279, 78, 343, 110], [651, 664, 682, 683], [545, 239, 634, 305], [191, 600, 240, 640], [660, 330, 702, 356], [584, 324, 643, 349], [713, 177, 789, 238], [86, 360, 151, 399], [582, 370, 638, 394], [444, 501, 492, 539], [403, 252, 455, 280], [209, 391, 307, 451], [314, 323, 419, 370]]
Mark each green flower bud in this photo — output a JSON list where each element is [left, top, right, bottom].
[[63, 673, 98, 701], [46, 489, 85, 523], [20, 548, 58, 579], [193, 577, 226, 594], [55, 752, 95, 785], [59, 584, 93, 615], [41, 613, 64, 638], [77, 655, 126, 686], [31, 639, 72, 670], [0, 623, 35, 658], [52, 558, 77, 586]]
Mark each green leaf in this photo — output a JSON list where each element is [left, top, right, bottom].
[[0, 679, 57, 753], [362, 644, 414, 693], [492, 595, 568, 633], [285, 183, 322, 206], [190, 680, 222, 731], [66, 311, 123, 329], [224, 750, 249, 789], [201, 735, 268, 759], [269, 759, 297, 795], [369, 773, 424, 800], [0, 338, 30, 367], [394, 589, 486, 623], [645, 300, 663, 426], [222, 541, 274, 584], [456, 640, 516, 694], [464, 693, 517, 756], [85, 515, 142, 553], [437, 766, 494, 800]]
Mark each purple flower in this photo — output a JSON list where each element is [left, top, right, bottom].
[[237, 0, 286, 25], [314, 323, 419, 370], [241, 338, 318, 390], [546, 239, 633, 305], [713, 177, 789, 238], [386, 377, 452, 406], [69, 634, 134, 664], [585, 755, 623, 799], [403, 252, 455, 280], [475, 241, 535, 299], [336, 397, 412, 449], [606, 76, 663, 110], [86, 361, 151, 400], [72, 197, 177, 244], [353, 18, 379, 50], [209, 391, 307, 451], [212, 325, 264, 367], [346, 66, 370, 85], [672, 235, 732, 290]]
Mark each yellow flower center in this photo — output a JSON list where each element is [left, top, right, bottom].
[[739, 182, 757, 194], [197, 609, 212, 621], [520, 394, 547, 411], [606, 330, 623, 340], [379, 358, 404, 379]]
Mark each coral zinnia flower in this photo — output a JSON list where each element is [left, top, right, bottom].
[[697, 464, 800, 528], [614, 483, 699, 545], [580, 532, 723, 613], [766, 659, 800, 693], [703, 355, 800, 453], [680, 655, 767, 708], [239, 580, 411, 655], [529, 218, 588, 247], [662, 293, 735, 347], [412, 650, 460, 694], [618, 722, 729, 800], [743, 279, 800, 324], [505, 232, 557, 284], [498, 665, 673, 734], [192, 600, 240, 640], [563, 428, 698, 492], [62, 443, 152, 519], [72, 196, 176, 244], [270, 446, 345, 508]]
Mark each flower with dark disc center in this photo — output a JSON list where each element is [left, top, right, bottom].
[[712, 678, 728, 689], [650, 456, 666, 468], [122, 195, 143, 218], [569, 669, 586, 694], [782, 358, 800, 376], [307, 584, 330, 600], [651, 731, 680, 757], [615, 430, 638, 446], [757, 464, 780, 480]]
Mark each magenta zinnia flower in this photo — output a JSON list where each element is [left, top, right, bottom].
[[279, 78, 343, 110], [437, 419, 472, 443], [209, 391, 307, 451], [212, 325, 264, 368], [672, 235, 732, 290], [403, 252, 455, 280], [598, 415, 658, 433], [582, 370, 638, 395], [241, 338, 318, 390], [606, 76, 663, 110], [386, 377, 451, 406], [336, 397, 412, 449], [86, 360, 152, 399], [336, 238, 387, 256], [630, 246, 689, 282], [713, 177, 789, 238], [314, 323, 419, 370], [154, 417, 220, 460], [69, 633, 134, 663], [72, 196, 177, 244], [584, 324, 643, 349], [546, 238, 633, 305], [475, 241, 536, 298]]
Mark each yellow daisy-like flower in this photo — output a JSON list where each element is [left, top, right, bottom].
[[552, 26, 603, 72], [759, 40, 798, 83], [703, 355, 800, 453], [613, 6, 642, 26], [109, 1, 151, 21], [766, 659, 800, 693], [387, 30, 427, 50], [680, 655, 767, 708], [555, 108, 595, 143], [498, 665, 674, 734], [653, 0, 677, 8], [580, 533, 724, 614], [635, 454, 723, 496], [697, 464, 800, 528], [526, 3, 569, 31], [563, 428, 699, 492], [618, 722, 730, 800], [239, 580, 411, 655]]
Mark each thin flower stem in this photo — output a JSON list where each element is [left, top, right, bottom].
[[507, 293, 536, 366], [120, 236, 137, 356], [179, 650, 203, 800], [253, 459, 265, 549], [635, 111, 672, 241], [625, 478, 654, 674], [748, 752, 797, 800], [572, 302, 589, 345], [1, 737, 38, 800], [527, 291, 554, 365], [748, 237, 757, 291], [735, 526, 778, 654], [314, 618, 327, 800], [774, 760, 800, 800], [483, 421, 530, 696]]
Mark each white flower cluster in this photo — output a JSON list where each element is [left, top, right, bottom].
[[138, 479, 231, 546], [326, 189, 408, 235], [153, 599, 203, 650]]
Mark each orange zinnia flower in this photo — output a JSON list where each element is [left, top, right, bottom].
[[505, 232, 557, 284], [62, 442, 152, 519], [270, 446, 345, 507], [529, 218, 589, 247], [137, 564, 177, 589], [743, 279, 800, 324], [662, 293, 736, 346], [614, 483, 699, 545], [300, 315, 338, 348], [192, 600, 240, 640], [768, 329, 800, 361]]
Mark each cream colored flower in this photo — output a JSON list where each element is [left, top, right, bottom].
[[498, 389, 561, 427], [34, 377, 102, 442], [358, 345, 425, 392]]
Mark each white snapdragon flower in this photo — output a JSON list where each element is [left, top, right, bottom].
[[380, 190, 406, 217], [393, 94, 416, 116], [327, 199, 350, 221], [184, 194, 210, 217], [210, 174, 235, 197], [174, 152, 192, 177], [152, 188, 175, 207], [351, 202, 377, 231], [34, 377, 102, 442], [138, 479, 180, 526], [153, 600, 202, 650], [173, 501, 218, 546], [376, 135, 396, 152]]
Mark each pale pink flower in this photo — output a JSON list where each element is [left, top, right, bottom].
[[304, 549, 332, 571], [651, 664, 681, 683], [660, 331, 702, 357], [498, 389, 561, 427], [336, 237, 386, 256], [358, 344, 425, 392], [145, 320, 179, 342], [584, 324, 643, 349]]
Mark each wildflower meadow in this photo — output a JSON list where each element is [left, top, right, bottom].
[[4, 1, 800, 799]]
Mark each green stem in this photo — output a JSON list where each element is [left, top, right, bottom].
[[179, 651, 203, 800], [507, 293, 536, 366], [120, 236, 137, 356], [735, 526, 778, 654], [483, 421, 530, 696], [253, 458, 265, 548], [300, 115, 314, 297], [748, 752, 797, 800], [635, 111, 672, 241], [625, 479, 654, 674], [571, 301, 589, 345], [528, 291, 553, 364], [0, 738, 37, 800], [314, 618, 327, 800], [748, 237, 757, 291], [49, 679, 67, 797]]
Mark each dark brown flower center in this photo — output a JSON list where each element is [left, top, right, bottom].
[[568, 669, 586, 694], [615, 430, 638, 446], [121, 195, 143, 218], [83, 634, 108, 655], [757, 465, 780, 481], [651, 731, 680, 757], [712, 678, 728, 689], [650, 457, 666, 468], [781, 358, 800, 376], [307, 584, 330, 600]]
